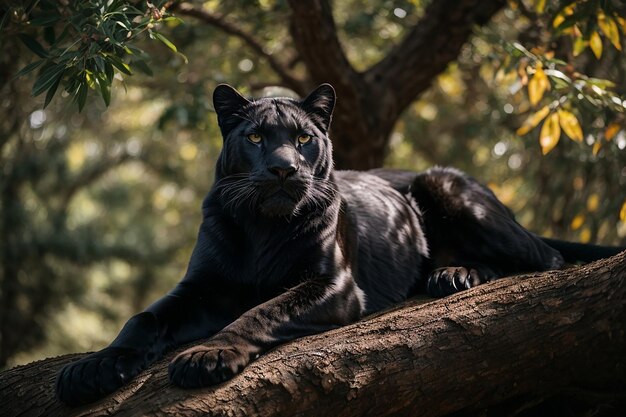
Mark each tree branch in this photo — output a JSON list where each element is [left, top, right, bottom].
[[174, 2, 305, 94], [366, 0, 506, 120], [287, 0, 359, 89], [1, 251, 625, 416]]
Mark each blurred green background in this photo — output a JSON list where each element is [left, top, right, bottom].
[[1, 0, 625, 369]]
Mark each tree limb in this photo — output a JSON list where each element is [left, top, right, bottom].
[[366, 0, 506, 120], [1, 251, 625, 416], [287, 0, 360, 90], [174, 2, 305, 94]]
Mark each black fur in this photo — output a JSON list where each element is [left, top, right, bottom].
[[56, 84, 625, 405]]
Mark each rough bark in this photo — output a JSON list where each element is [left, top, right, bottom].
[[175, 0, 506, 170], [288, 0, 506, 169], [1, 251, 625, 417]]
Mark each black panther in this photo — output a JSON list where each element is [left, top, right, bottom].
[[56, 84, 624, 405]]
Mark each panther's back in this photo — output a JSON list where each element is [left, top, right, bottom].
[[335, 170, 428, 313]]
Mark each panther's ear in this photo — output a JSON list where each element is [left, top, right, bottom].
[[213, 84, 251, 123], [301, 83, 336, 132]]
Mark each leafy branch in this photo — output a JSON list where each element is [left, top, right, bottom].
[[4, 0, 183, 111], [492, 0, 626, 155]]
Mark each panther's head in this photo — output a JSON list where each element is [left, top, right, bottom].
[[212, 84, 336, 218]]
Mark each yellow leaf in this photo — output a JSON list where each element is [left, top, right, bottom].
[[620, 200, 626, 222], [553, 13, 565, 28], [557, 109, 583, 142], [604, 123, 621, 141], [534, 0, 546, 13], [598, 12, 622, 51], [617, 16, 626, 33], [592, 141, 602, 155], [579, 227, 591, 243], [528, 66, 550, 106], [573, 36, 588, 56], [589, 31, 603, 58], [586, 194, 600, 212], [539, 112, 561, 154], [571, 214, 585, 230], [552, 4, 574, 28], [516, 105, 550, 135]]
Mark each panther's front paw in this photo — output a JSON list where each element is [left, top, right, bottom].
[[56, 346, 147, 406], [168, 343, 251, 388], [427, 266, 485, 297]]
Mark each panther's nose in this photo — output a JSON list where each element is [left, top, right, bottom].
[[268, 165, 297, 181]]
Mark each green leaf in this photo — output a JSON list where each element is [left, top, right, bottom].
[[130, 59, 153, 76], [76, 82, 88, 112], [32, 64, 65, 97], [43, 26, 56, 45], [93, 56, 106, 73], [125, 45, 145, 55], [101, 20, 115, 43], [29, 14, 62, 26], [586, 77, 616, 89], [162, 16, 184, 24], [55, 25, 70, 45], [153, 32, 177, 53], [115, 20, 131, 31], [57, 51, 81, 64], [14, 60, 44, 79], [97, 76, 111, 106], [178, 52, 189, 65], [18, 34, 49, 58], [106, 54, 133, 75], [104, 61, 115, 82], [43, 75, 62, 108], [106, 0, 126, 12]]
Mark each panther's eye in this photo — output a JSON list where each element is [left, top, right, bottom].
[[247, 133, 262, 144], [297, 134, 311, 145]]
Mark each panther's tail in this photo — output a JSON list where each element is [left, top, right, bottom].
[[541, 237, 625, 263]]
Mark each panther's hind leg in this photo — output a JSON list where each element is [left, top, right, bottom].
[[410, 167, 563, 295]]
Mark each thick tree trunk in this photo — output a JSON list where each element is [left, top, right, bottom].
[[1, 251, 625, 417], [288, 0, 506, 170], [176, 0, 506, 170]]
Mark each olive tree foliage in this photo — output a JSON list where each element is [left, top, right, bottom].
[[3, 0, 181, 110], [0, 0, 625, 367]]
